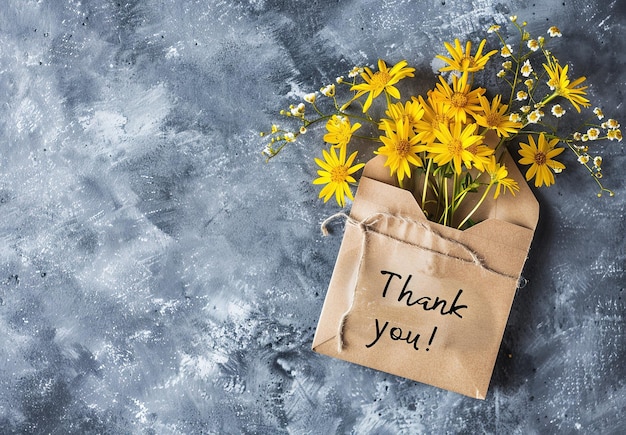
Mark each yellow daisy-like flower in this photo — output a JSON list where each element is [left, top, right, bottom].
[[376, 118, 427, 182], [431, 72, 485, 124], [474, 95, 522, 138], [484, 156, 519, 199], [380, 99, 425, 135], [413, 94, 452, 144], [323, 115, 361, 150], [348, 59, 415, 112], [313, 146, 365, 207], [435, 39, 498, 73], [428, 121, 484, 174], [543, 57, 590, 112], [518, 133, 565, 187]]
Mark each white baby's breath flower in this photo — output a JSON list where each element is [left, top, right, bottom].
[[587, 128, 600, 140], [606, 119, 620, 129], [501, 44, 513, 58], [516, 90, 529, 101], [594, 156, 603, 168], [520, 59, 533, 77], [527, 39, 540, 51], [336, 76, 344, 84], [348, 66, 363, 78], [593, 107, 604, 120], [509, 113, 522, 123], [548, 26, 562, 37], [551, 104, 565, 118], [573, 132, 582, 141], [527, 109, 543, 123], [521, 105, 531, 114], [607, 129, 622, 141], [578, 154, 590, 164], [488, 24, 501, 33], [320, 83, 336, 97], [284, 132, 296, 142], [304, 92, 317, 104]]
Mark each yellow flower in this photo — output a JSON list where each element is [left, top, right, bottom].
[[380, 99, 425, 136], [465, 142, 495, 172], [518, 133, 565, 187], [428, 121, 484, 174], [323, 115, 361, 150], [413, 94, 452, 144], [431, 72, 485, 124], [543, 57, 590, 112], [376, 118, 427, 182], [435, 39, 497, 73], [349, 59, 415, 112], [474, 95, 522, 138], [313, 146, 364, 207], [485, 156, 519, 199]]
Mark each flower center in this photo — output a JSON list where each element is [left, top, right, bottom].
[[534, 151, 547, 166], [447, 139, 463, 156], [486, 112, 501, 127], [462, 55, 476, 69], [330, 165, 348, 183], [431, 114, 448, 130], [451, 92, 468, 108], [371, 71, 391, 91], [396, 139, 411, 157]]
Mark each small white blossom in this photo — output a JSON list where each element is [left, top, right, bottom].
[[548, 26, 562, 37], [551, 104, 565, 118], [527, 39, 540, 51], [303, 92, 317, 104], [593, 107, 604, 120], [320, 84, 336, 97], [520, 59, 533, 77], [527, 109, 543, 123], [509, 113, 522, 123], [594, 156, 603, 168], [348, 66, 363, 78], [587, 128, 600, 140]]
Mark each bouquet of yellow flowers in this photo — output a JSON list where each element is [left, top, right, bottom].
[[261, 16, 620, 229]]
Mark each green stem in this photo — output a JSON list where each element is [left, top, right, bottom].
[[421, 158, 433, 215], [457, 182, 494, 229]]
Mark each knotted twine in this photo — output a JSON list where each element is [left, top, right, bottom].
[[320, 212, 521, 352]]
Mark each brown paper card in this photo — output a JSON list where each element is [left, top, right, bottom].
[[312, 148, 539, 399]]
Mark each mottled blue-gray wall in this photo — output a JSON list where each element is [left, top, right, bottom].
[[0, 0, 623, 433]]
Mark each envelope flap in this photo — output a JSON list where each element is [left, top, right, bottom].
[[359, 148, 539, 232]]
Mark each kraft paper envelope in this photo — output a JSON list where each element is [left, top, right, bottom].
[[312, 148, 539, 399]]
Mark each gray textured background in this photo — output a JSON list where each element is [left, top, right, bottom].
[[0, 0, 624, 433]]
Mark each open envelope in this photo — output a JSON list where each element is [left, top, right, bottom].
[[312, 148, 539, 399]]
